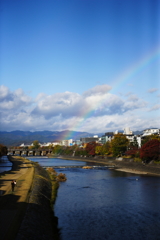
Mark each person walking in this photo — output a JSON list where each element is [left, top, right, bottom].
[[11, 180, 15, 192]]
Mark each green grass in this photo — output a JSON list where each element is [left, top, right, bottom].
[[134, 158, 142, 162], [154, 160, 160, 164], [46, 168, 61, 240]]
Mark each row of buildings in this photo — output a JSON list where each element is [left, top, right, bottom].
[[75, 127, 159, 148], [20, 127, 160, 149]]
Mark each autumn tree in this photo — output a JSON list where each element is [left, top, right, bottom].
[[95, 141, 111, 156], [32, 140, 40, 149], [141, 134, 160, 146], [126, 137, 139, 158], [102, 141, 111, 155], [110, 133, 129, 157], [125, 146, 139, 158], [64, 146, 73, 155], [85, 141, 98, 156], [47, 144, 54, 149], [75, 147, 87, 156], [52, 145, 65, 155], [140, 139, 160, 163]]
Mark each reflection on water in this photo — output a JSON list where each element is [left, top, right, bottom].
[[27, 157, 87, 167], [27, 157, 160, 240]]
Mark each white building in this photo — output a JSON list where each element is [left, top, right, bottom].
[[40, 142, 53, 147], [123, 127, 141, 147], [142, 128, 160, 137], [124, 127, 133, 135], [52, 142, 61, 146], [19, 143, 30, 147], [60, 139, 73, 146], [39, 142, 60, 147]]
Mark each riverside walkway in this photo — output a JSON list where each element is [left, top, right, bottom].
[[0, 156, 34, 240]]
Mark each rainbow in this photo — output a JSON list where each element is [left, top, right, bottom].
[[60, 45, 160, 141], [111, 45, 160, 92]]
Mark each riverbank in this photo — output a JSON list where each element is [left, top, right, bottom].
[[16, 162, 60, 240], [58, 155, 160, 177], [0, 156, 34, 240], [0, 156, 60, 240]]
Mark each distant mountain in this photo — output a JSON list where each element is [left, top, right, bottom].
[[133, 130, 143, 135], [0, 130, 104, 147]]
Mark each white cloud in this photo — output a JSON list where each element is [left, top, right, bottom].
[[148, 88, 158, 93], [83, 84, 112, 97], [0, 86, 32, 111], [127, 94, 139, 101], [0, 85, 10, 99], [148, 104, 160, 112], [0, 84, 159, 133]]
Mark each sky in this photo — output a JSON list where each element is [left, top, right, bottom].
[[0, 0, 160, 136]]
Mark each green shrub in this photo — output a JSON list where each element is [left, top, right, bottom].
[[134, 158, 142, 163]]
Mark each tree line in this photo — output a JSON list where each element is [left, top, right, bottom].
[[52, 133, 160, 164], [8, 134, 160, 163]]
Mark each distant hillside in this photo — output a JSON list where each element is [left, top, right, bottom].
[[0, 130, 104, 147], [133, 130, 143, 135]]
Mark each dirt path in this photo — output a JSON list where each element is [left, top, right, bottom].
[[0, 156, 34, 240]]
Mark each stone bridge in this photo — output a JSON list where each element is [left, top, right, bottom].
[[8, 148, 52, 156]]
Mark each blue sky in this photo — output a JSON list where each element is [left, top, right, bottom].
[[0, 0, 160, 134]]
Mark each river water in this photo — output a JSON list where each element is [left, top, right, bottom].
[[0, 155, 12, 173], [28, 157, 160, 240]]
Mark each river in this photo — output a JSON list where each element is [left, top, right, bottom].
[[0, 155, 12, 173], [28, 157, 160, 240]]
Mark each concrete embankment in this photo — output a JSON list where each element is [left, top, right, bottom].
[[16, 163, 59, 240], [58, 155, 160, 176]]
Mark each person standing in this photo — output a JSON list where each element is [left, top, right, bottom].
[[11, 180, 15, 192]]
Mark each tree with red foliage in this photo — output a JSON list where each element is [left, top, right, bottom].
[[140, 139, 160, 163], [125, 146, 139, 158], [85, 141, 98, 156], [125, 143, 139, 158]]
